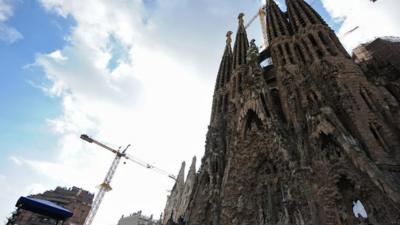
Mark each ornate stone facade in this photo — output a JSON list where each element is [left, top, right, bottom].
[[163, 0, 400, 224], [353, 37, 400, 103]]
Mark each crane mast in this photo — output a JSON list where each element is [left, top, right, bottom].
[[83, 151, 125, 225], [80, 134, 175, 225], [245, 4, 268, 49], [258, 7, 269, 48]]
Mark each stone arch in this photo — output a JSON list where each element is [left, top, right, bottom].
[[244, 109, 264, 135], [318, 165, 369, 225], [237, 98, 268, 135]]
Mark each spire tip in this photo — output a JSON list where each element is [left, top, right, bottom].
[[226, 31, 233, 45], [238, 13, 245, 25]]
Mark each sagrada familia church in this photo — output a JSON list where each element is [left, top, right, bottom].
[[163, 0, 400, 224]]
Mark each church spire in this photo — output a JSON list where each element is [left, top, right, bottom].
[[266, 0, 291, 41], [216, 31, 233, 90], [188, 156, 196, 176], [176, 161, 186, 187], [211, 32, 234, 122], [286, 0, 349, 58], [266, 0, 297, 67], [233, 13, 249, 69], [286, 0, 326, 32]]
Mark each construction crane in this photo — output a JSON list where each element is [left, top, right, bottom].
[[80, 134, 176, 225], [245, 0, 316, 49], [340, 26, 360, 38], [245, 4, 269, 49]]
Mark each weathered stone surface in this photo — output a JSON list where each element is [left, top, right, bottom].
[[163, 0, 400, 224], [163, 162, 186, 224], [163, 158, 197, 224]]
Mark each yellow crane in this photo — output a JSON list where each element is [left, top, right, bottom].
[[341, 26, 360, 38], [80, 134, 176, 225], [245, 4, 269, 49]]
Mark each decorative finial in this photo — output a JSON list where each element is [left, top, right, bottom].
[[226, 31, 233, 45], [250, 39, 256, 45], [238, 13, 245, 25], [246, 39, 259, 63]]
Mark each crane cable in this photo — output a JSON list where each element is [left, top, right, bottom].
[[124, 153, 177, 180]]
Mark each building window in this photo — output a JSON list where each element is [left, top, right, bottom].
[[318, 31, 337, 56], [301, 40, 314, 62], [294, 43, 306, 63], [309, 34, 324, 57], [271, 89, 287, 124], [285, 43, 295, 64], [238, 73, 242, 93]]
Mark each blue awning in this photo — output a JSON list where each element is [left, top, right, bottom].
[[16, 197, 73, 220]]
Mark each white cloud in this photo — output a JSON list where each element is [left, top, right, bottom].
[[10, 1, 263, 225], [25, 183, 48, 196], [0, 0, 23, 44], [321, 0, 400, 51], [9, 156, 23, 165], [0, 23, 22, 44], [0, 0, 13, 22], [48, 50, 67, 61]]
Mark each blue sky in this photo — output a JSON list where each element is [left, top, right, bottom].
[[0, 0, 73, 159], [1, 0, 399, 224], [0, 0, 75, 221]]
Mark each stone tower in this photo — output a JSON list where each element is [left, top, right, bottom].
[[163, 0, 400, 224]]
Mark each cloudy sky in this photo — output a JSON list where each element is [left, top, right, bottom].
[[0, 0, 399, 224]]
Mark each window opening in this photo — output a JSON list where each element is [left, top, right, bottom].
[[309, 34, 324, 57]]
